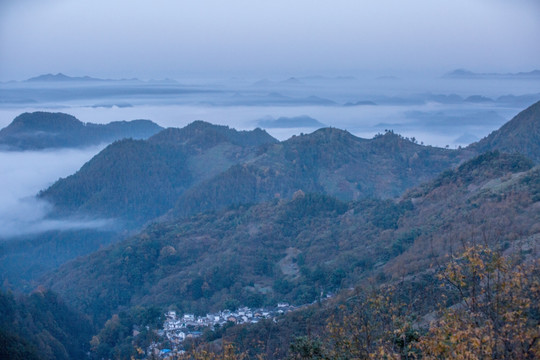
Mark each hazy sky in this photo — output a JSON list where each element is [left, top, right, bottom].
[[0, 0, 539, 81]]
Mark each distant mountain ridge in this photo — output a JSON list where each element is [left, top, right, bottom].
[[26, 73, 105, 82], [257, 115, 326, 128], [0, 112, 163, 150], [25, 73, 140, 83], [444, 68, 540, 79]]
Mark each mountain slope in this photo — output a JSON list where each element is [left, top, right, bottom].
[[39, 123, 470, 226], [39, 121, 278, 226], [0, 111, 163, 150], [467, 100, 540, 162], [171, 129, 468, 218], [43, 193, 407, 323], [384, 151, 538, 276], [148, 120, 277, 148], [42, 152, 539, 325], [0, 289, 93, 360]]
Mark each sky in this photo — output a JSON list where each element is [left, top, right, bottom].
[[1, 0, 539, 81]]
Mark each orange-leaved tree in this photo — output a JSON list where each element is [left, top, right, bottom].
[[419, 245, 539, 359]]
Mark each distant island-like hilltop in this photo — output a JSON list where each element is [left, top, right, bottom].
[[444, 68, 540, 79], [0, 112, 163, 150]]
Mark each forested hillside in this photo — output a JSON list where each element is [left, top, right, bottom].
[[212, 244, 539, 359], [43, 152, 539, 332], [171, 128, 468, 218], [40, 121, 278, 226], [41, 122, 470, 227], [0, 289, 93, 360], [468, 100, 540, 162]]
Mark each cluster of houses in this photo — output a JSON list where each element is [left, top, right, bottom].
[[150, 303, 298, 358]]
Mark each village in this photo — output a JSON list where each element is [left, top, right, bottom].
[[148, 303, 301, 358]]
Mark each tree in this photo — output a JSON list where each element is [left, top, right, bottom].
[[288, 336, 327, 360], [324, 286, 416, 359], [177, 343, 250, 360], [419, 245, 540, 359]]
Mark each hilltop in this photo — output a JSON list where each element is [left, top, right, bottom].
[[0, 112, 163, 150], [25, 73, 105, 82], [170, 128, 467, 218], [40, 121, 278, 226], [148, 120, 277, 149], [467, 100, 540, 162]]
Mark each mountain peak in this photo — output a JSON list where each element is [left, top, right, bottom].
[[0, 111, 162, 150], [7, 111, 83, 131], [185, 119, 220, 129], [467, 100, 540, 162], [307, 126, 357, 139], [26, 73, 71, 82], [283, 127, 363, 148], [149, 121, 277, 149], [25, 73, 103, 82]]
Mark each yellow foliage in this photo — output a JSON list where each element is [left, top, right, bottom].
[[419, 245, 540, 359]]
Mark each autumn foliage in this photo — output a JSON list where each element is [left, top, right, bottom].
[[418, 245, 539, 359], [177, 245, 539, 359]]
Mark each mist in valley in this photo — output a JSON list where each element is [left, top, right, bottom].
[[0, 145, 113, 238], [1, 74, 538, 148], [0, 73, 538, 239]]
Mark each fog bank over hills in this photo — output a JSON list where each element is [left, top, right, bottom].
[[0, 111, 163, 150], [1, 71, 538, 148]]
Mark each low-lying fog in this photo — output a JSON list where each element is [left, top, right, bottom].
[[1, 74, 538, 147], [0, 74, 538, 237], [0, 146, 112, 238], [0, 102, 516, 146]]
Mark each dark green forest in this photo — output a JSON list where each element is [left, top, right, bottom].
[[0, 289, 93, 360]]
